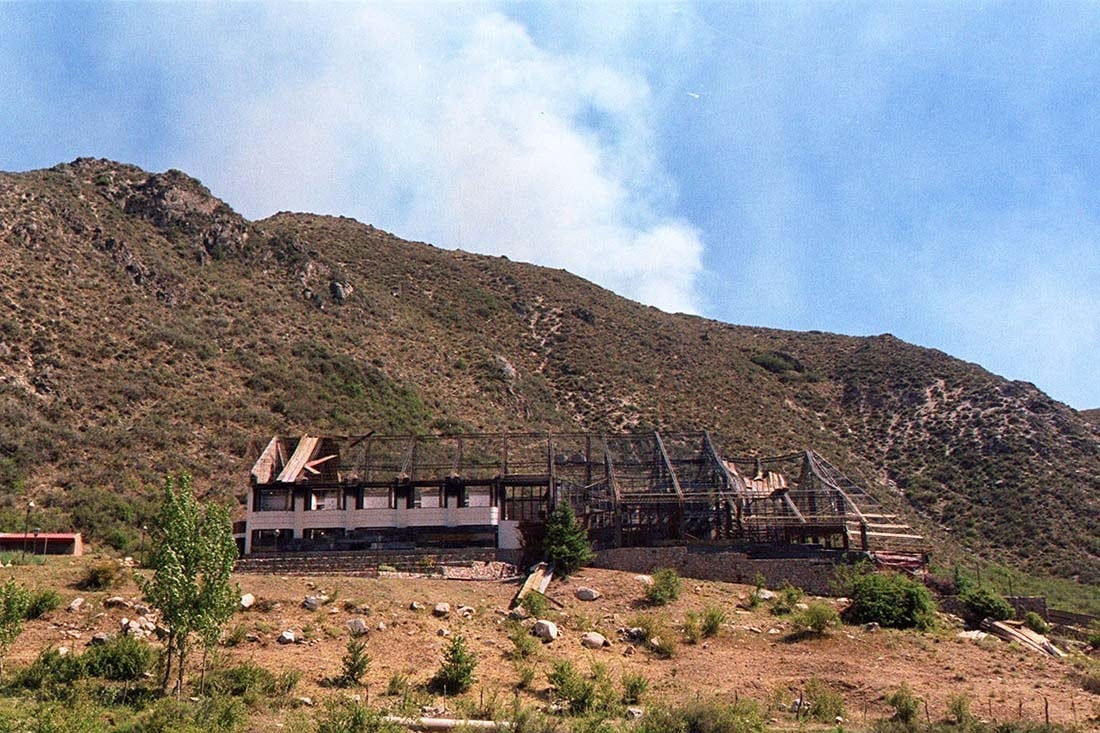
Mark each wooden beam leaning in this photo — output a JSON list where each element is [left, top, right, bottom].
[[276, 435, 320, 483]]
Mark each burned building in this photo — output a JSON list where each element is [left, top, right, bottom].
[[243, 431, 922, 559]]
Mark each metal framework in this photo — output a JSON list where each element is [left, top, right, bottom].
[[244, 431, 922, 555]]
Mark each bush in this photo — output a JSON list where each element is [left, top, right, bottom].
[[79, 561, 121, 591], [507, 623, 540, 660], [886, 683, 920, 725], [946, 693, 973, 726], [683, 611, 702, 644], [960, 587, 1014, 623], [207, 661, 276, 697], [83, 634, 154, 681], [771, 583, 803, 616], [433, 635, 477, 694], [621, 671, 649, 704], [520, 591, 547, 617], [645, 568, 682, 606], [13, 647, 86, 690], [315, 699, 404, 733], [701, 605, 726, 637], [1023, 611, 1051, 635], [634, 699, 765, 733], [339, 638, 370, 686], [541, 502, 593, 578], [24, 589, 62, 619], [794, 601, 840, 635], [546, 660, 617, 716], [627, 613, 677, 658], [845, 571, 936, 630], [801, 678, 844, 722]]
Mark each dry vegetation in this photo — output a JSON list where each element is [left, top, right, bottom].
[[0, 555, 1097, 731], [1, 160, 1100, 583]]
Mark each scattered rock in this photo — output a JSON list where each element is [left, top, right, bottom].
[[410, 601, 424, 611], [581, 631, 610, 649], [693, 585, 703, 594], [863, 622, 881, 633], [575, 587, 601, 602], [457, 605, 475, 618], [240, 593, 255, 610], [768, 628, 781, 635], [67, 597, 85, 613], [295, 697, 314, 707], [620, 627, 645, 642], [277, 630, 297, 645], [747, 626, 763, 634], [627, 707, 644, 720], [794, 602, 809, 611], [622, 644, 636, 656], [433, 603, 451, 618], [90, 632, 112, 645], [533, 619, 559, 642], [104, 597, 132, 609], [957, 630, 989, 641], [509, 606, 530, 620], [376, 621, 387, 632], [303, 595, 327, 611], [754, 589, 776, 601], [438, 628, 451, 638], [57, 646, 70, 657], [346, 618, 369, 637], [634, 575, 653, 586], [245, 632, 262, 643]]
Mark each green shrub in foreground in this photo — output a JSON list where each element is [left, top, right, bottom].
[[645, 568, 682, 606], [634, 698, 765, 733], [83, 634, 154, 681], [25, 589, 62, 620], [846, 571, 936, 630]]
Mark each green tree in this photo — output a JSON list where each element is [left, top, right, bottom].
[[138, 473, 238, 695], [433, 635, 477, 694], [542, 501, 593, 578], [0, 579, 29, 677]]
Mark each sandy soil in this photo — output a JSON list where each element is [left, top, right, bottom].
[[7, 557, 1099, 730]]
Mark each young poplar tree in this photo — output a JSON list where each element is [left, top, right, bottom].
[[138, 473, 237, 695], [0, 579, 29, 678]]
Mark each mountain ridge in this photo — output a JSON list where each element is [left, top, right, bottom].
[[2, 158, 1099, 581]]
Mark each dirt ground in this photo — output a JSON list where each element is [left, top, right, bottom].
[[7, 556, 1100, 730]]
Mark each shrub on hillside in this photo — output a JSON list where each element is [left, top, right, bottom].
[[83, 634, 154, 681], [432, 635, 477, 694], [844, 570, 936, 630], [645, 568, 682, 606], [79, 561, 121, 591], [634, 698, 765, 733], [24, 589, 61, 619], [1023, 611, 1051, 635], [960, 587, 1014, 623], [794, 601, 840, 636]]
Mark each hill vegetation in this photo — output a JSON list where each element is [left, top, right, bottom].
[[1, 158, 1099, 584]]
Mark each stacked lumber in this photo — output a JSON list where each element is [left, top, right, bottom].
[[980, 618, 1066, 657]]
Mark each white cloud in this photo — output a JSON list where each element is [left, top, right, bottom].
[[141, 4, 704, 314]]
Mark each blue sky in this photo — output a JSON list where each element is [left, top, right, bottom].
[[2, 2, 1098, 409]]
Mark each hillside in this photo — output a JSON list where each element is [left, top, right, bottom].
[[1, 158, 1099, 582]]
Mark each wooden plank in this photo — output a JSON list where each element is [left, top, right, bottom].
[[250, 436, 282, 484], [277, 435, 320, 483]]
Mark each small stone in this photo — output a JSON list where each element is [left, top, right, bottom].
[[119, 617, 130, 629], [794, 602, 809, 611], [575, 587, 601, 602], [627, 707, 644, 720], [533, 619, 559, 641], [410, 601, 424, 611], [438, 628, 451, 637], [634, 574, 653, 586], [376, 621, 387, 632], [295, 696, 314, 707], [863, 622, 881, 633], [104, 597, 132, 609], [754, 589, 776, 601], [346, 618, 369, 637], [768, 628, 781, 635], [432, 603, 451, 618], [693, 585, 703, 594], [134, 604, 152, 616], [303, 595, 327, 611], [245, 632, 261, 642], [457, 605, 475, 617], [622, 644, 636, 656], [240, 593, 255, 609], [581, 631, 609, 649], [277, 630, 297, 644], [509, 606, 530, 620], [67, 597, 85, 612], [90, 632, 112, 645]]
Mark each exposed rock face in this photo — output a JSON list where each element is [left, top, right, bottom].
[[122, 169, 249, 261]]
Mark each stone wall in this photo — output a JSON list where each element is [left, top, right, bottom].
[[593, 546, 847, 596]]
